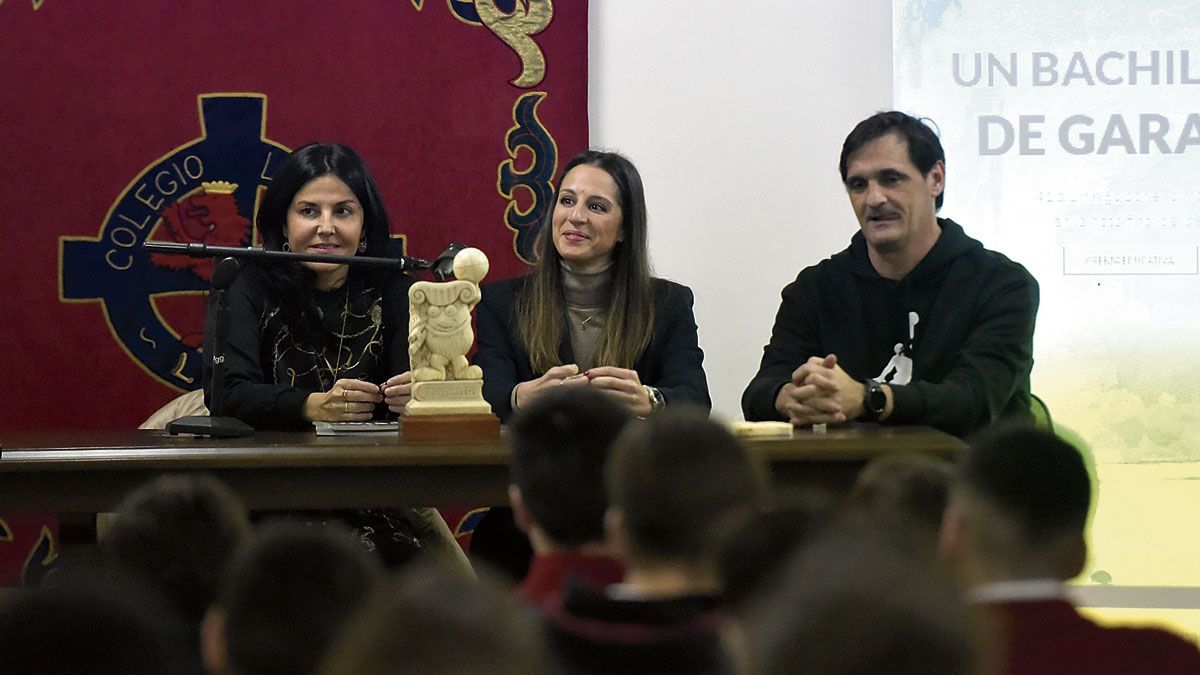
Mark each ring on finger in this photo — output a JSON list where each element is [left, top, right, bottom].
[[342, 388, 349, 401], [345, 401, 350, 413]]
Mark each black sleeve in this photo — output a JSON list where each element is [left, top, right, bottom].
[[203, 273, 309, 430], [888, 263, 1039, 436], [473, 281, 524, 422], [645, 283, 711, 411], [741, 273, 822, 421]]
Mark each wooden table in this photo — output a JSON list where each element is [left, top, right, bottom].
[[0, 425, 964, 512]]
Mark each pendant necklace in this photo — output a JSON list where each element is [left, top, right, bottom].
[[322, 286, 351, 384]]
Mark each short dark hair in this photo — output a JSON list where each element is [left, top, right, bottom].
[[747, 526, 981, 675], [606, 407, 768, 565], [959, 426, 1091, 544], [218, 521, 381, 675], [320, 561, 547, 674], [845, 453, 954, 554], [0, 582, 182, 674], [718, 505, 834, 611], [102, 474, 250, 623], [509, 387, 633, 546], [839, 111, 946, 209]]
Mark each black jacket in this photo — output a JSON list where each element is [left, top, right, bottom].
[[742, 218, 1038, 437], [474, 275, 711, 422], [541, 580, 733, 675], [203, 266, 414, 430]]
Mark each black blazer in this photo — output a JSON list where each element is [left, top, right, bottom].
[[474, 275, 711, 422]]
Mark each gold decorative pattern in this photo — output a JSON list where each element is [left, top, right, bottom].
[[475, 0, 552, 87], [201, 180, 238, 194], [172, 352, 194, 384]]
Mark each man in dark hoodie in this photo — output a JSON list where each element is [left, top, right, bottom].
[[742, 111, 1038, 438]]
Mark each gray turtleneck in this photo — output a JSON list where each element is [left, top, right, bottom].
[[510, 262, 616, 412], [560, 261, 614, 372]]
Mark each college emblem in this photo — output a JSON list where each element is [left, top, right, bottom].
[[59, 94, 289, 390]]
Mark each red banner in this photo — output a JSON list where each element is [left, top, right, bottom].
[[0, 1, 587, 431]]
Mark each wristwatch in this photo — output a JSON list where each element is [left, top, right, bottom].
[[861, 379, 887, 422], [644, 385, 666, 414]]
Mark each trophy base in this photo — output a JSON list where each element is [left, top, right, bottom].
[[402, 413, 501, 442], [404, 380, 493, 416]]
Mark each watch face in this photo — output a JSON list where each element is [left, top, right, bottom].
[[869, 383, 887, 412], [645, 385, 665, 410]]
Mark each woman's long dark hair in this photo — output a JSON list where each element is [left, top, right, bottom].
[[254, 142, 393, 344], [516, 150, 655, 371]]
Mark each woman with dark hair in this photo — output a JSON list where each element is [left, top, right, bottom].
[[205, 142, 416, 430], [202, 143, 472, 569], [475, 149, 710, 423]]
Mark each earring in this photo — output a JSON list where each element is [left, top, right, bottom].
[[281, 242, 290, 252], [358, 240, 367, 253]]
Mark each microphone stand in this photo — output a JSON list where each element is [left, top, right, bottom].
[[143, 241, 459, 438], [166, 256, 254, 438], [144, 241, 436, 273]]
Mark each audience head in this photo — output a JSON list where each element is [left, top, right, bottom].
[[940, 425, 1092, 583], [257, 142, 392, 260], [0, 581, 184, 674], [845, 453, 954, 557], [202, 520, 382, 675], [321, 561, 547, 675], [839, 111, 947, 209], [744, 525, 982, 675], [102, 473, 250, 624], [508, 387, 633, 550], [718, 504, 833, 611], [606, 407, 769, 574]]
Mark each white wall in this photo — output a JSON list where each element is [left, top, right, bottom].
[[589, 2, 894, 419]]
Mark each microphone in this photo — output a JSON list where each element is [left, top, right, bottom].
[[430, 242, 468, 281]]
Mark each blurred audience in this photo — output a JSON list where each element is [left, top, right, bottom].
[[939, 425, 1200, 674], [10, 421, 1197, 675], [742, 525, 983, 675], [101, 474, 250, 630], [541, 407, 769, 675], [844, 452, 954, 558], [201, 520, 381, 675], [508, 387, 632, 608], [718, 505, 833, 613], [321, 561, 547, 674], [0, 580, 190, 674]]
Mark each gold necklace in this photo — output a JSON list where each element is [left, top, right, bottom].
[[577, 308, 601, 328], [321, 286, 351, 383]]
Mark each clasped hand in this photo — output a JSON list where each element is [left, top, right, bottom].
[[305, 372, 415, 422], [775, 354, 863, 426], [516, 364, 654, 417]]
